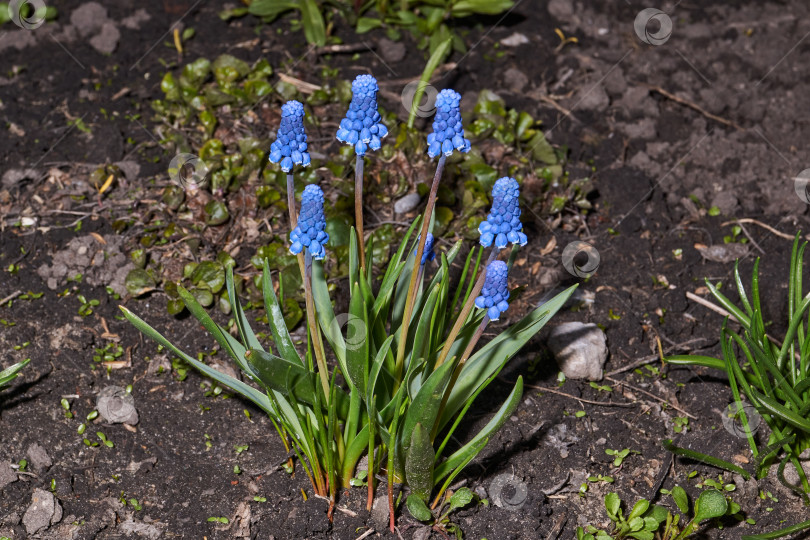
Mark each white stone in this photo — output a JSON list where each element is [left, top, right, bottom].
[[548, 322, 608, 381]]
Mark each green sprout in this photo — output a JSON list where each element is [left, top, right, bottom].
[[605, 448, 640, 467]]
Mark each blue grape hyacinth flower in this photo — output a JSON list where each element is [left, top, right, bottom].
[[290, 185, 329, 260], [269, 100, 311, 173], [415, 233, 436, 265], [478, 176, 528, 249], [336, 74, 388, 156], [427, 89, 471, 158], [474, 260, 510, 321]]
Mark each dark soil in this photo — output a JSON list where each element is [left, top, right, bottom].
[[2, 1, 810, 539]]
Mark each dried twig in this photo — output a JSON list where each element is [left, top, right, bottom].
[[0, 290, 22, 305], [525, 383, 635, 408], [720, 218, 806, 241], [605, 376, 696, 419], [640, 84, 744, 130], [607, 337, 713, 376]]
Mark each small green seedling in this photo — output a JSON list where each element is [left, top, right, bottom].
[[407, 486, 474, 539], [605, 448, 640, 467]]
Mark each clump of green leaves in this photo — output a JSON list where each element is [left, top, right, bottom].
[[667, 233, 810, 503], [407, 486, 474, 538], [577, 488, 733, 540], [228, 0, 513, 56], [0, 359, 29, 392]]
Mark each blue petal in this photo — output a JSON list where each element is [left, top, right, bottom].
[[497, 300, 509, 312], [355, 141, 368, 155], [475, 297, 486, 309], [495, 233, 507, 248], [487, 306, 500, 320], [290, 241, 303, 254], [479, 232, 494, 247], [269, 149, 282, 163], [378, 124, 388, 138], [441, 140, 454, 156], [281, 157, 293, 172], [302, 153, 311, 167]]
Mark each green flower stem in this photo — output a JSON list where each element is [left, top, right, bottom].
[[355, 155, 366, 270], [395, 154, 447, 383], [286, 173, 297, 229], [432, 314, 490, 440], [434, 247, 499, 371], [304, 251, 331, 401]]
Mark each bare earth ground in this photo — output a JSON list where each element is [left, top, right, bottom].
[[2, 0, 810, 538]]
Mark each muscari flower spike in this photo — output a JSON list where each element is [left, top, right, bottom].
[[269, 100, 311, 173], [415, 233, 436, 265], [427, 89, 471, 158], [478, 176, 528, 249], [474, 260, 510, 321], [336, 74, 388, 156], [290, 184, 329, 260]]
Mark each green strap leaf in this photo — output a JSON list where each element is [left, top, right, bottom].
[[661, 439, 751, 479], [299, 0, 326, 46], [262, 260, 300, 364], [434, 376, 523, 482], [346, 281, 369, 394], [439, 285, 576, 428], [119, 306, 274, 416], [246, 349, 350, 419], [405, 423, 435, 502]]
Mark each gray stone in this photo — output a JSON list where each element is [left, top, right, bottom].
[[371, 495, 389, 530], [89, 22, 120, 54], [547, 0, 574, 19], [781, 449, 810, 487], [97, 386, 139, 425], [2, 168, 36, 188], [710, 191, 738, 215], [70, 2, 109, 37], [121, 9, 150, 30], [26, 443, 53, 471], [0, 461, 17, 490], [695, 243, 748, 264], [115, 160, 141, 181], [118, 518, 166, 540], [603, 67, 627, 96], [571, 81, 609, 112], [377, 38, 405, 63], [503, 67, 529, 93], [618, 118, 657, 140], [500, 32, 529, 47], [548, 322, 608, 381], [394, 193, 421, 214], [0, 29, 37, 53], [22, 489, 62, 534]]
